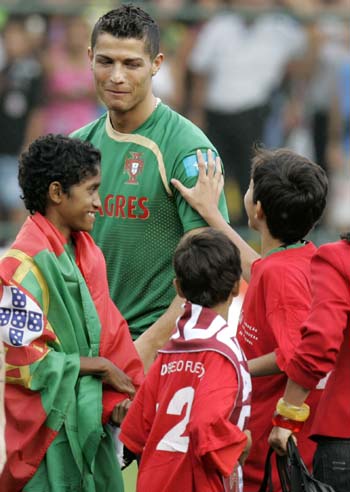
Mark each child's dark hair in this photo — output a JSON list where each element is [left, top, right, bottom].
[[251, 146, 328, 244], [340, 232, 350, 242], [91, 4, 160, 59], [18, 134, 101, 215], [173, 228, 242, 308]]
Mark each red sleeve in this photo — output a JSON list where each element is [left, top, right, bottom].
[[271, 303, 310, 372], [190, 354, 247, 475], [119, 358, 161, 454], [264, 267, 311, 371], [203, 435, 247, 477], [286, 244, 350, 389]]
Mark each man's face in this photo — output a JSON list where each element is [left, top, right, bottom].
[[89, 33, 162, 114], [58, 169, 101, 238]]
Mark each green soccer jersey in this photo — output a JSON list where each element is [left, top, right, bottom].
[[71, 102, 229, 339]]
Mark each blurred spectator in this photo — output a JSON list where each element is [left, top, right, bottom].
[[42, 15, 99, 135], [152, 18, 187, 108], [188, 0, 308, 223], [281, 0, 350, 171], [0, 16, 44, 240], [279, 0, 350, 229], [164, 0, 225, 114], [150, 0, 220, 109], [307, 16, 349, 171], [326, 42, 350, 230]]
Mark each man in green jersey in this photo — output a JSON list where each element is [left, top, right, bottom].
[[71, 5, 229, 371]]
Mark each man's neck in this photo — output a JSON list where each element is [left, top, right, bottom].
[[109, 94, 158, 134]]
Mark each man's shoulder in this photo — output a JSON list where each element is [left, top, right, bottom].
[[156, 103, 214, 151], [70, 113, 107, 141]]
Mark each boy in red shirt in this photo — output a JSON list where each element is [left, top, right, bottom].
[[120, 229, 252, 492], [269, 234, 350, 492], [171, 147, 328, 491]]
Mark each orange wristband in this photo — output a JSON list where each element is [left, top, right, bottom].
[[272, 413, 304, 433]]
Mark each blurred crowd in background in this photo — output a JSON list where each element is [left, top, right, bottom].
[[0, 0, 349, 248]]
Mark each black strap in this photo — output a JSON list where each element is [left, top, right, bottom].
[[284, 437, 335, 492], [276, 453, 291, 492], [259, 446, 291, 492], [258, 446, 275, 492], [259, 438, 336, 492]]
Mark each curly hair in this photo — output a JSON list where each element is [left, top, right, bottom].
[[173, 228, 242, 308], [251, 146, 328, 244], [18, 134, 101, 215], [91, 4, 160, 59]]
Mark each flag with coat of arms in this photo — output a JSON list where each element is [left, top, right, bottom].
[[0, 212, 144, 491]]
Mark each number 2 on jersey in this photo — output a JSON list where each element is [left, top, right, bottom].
[[156, 386, 195, 453]]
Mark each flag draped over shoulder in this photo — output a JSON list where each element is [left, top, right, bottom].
[[0, 213, 144, 491]]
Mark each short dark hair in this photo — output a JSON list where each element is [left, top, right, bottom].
[[18, 134, 101, 215], [251, 147, 328, 244], [90, 4, 160, 59], [173, 228, 242, 308]]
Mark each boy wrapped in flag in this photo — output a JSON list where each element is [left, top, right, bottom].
[[0, 134, 144, 492]]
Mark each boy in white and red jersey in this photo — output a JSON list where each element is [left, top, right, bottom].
[[171, 147, 328, 491], [120, 229, 252, 492]]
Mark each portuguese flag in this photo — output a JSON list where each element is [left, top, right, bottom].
[[0, 213, 144, 491]]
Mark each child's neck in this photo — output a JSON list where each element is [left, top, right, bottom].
[[260, 229, 285, 258], [210, 301, 230, 322]]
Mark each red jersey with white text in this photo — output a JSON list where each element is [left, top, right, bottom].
[[236, 242, 322, 492], [120, 303, 251, 492]]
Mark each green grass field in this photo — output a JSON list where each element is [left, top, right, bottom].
[[122, 461, 137, 492]]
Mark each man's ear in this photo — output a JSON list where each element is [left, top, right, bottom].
[[48, 181, 64, 204], [88, 46, 94, 65], [173, 278, 185, 299], [151, 52, 164, 76]]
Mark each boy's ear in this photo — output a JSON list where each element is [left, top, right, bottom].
[[255, 200, 265, 220], [173, 278, 185, 299], [231, 279, 240, 298], [48, 181, 64, 204]]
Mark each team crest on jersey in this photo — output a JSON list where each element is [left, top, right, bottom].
[[124, 152, 144, 184]]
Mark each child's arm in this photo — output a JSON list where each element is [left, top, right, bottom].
[[239, 429, 252, 466], [119, 359, 160, 454], [248, 352, 283, 377], [171, 150, 260, 282]]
